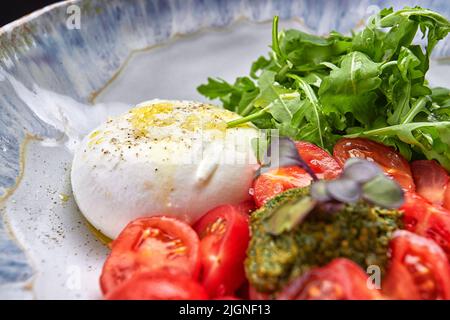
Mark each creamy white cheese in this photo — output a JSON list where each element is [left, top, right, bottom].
[[71, 100, 259, 238]]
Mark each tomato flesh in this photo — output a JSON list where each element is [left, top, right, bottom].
[[253, 166, 312, 207], [445, 184, 450, 211], [253, 141, 341, 207], [401, 192, 450, 261], [236, 200, 256, 215], [277, 258, 382, 300], [411, 160, 449, 206], [99, 137, 450, 300], [295, 141, 342, 179], [382, 230, 450, 300], [106, 270, 208, 300], [100, 216, 200, 295], [194, 205, 250, 297], [333, 138, 415, 191]]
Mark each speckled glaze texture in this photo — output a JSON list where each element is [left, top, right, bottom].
[[0, 0, 449, 298]]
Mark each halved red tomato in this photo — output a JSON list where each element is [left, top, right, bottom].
[[236, 200, 256, 215], [333, 138, 415, 191], [253, 166, 313, 207], [445, 184, 450, 211], [253, 141, 341, 207], [100, 216, 200, 295], [382, 230, 450, 300], [106, 270, 208, 300], [295, 141, 342, 179], [411, 160, 449, 206], [277, 258, 382, 300], [194, 205, 250, 297], [401, 193, 450, 261]]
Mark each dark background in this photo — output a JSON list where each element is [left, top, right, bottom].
[[0, 0, 62, 26]]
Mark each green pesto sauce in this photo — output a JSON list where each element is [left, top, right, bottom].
[[245, 187, 402, 293]]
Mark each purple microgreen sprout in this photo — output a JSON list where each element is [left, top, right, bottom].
[[257, 136, 318, 181], [343, 158, 383, 183], [310, 180, 332, 202], [326, 178, 362, 203], [310, 158, 404, 209], [263, 148, 405, 235], [362, 175, 405, 209]]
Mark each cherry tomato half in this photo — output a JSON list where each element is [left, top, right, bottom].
[[333, 138, 415, 191], [401, 193, 450, 261], [252, 166, 313, 207], [382, 230, 450, 300], [277, 258, 382, 300], [194, 205, 250, 297], [236, 200, 256, 215], [295, 141, 342, 179], [106, 270, 208, 300], [445, 184, 450, 211], [100, 216, 200, 295], [411, 160, 449, 206], [253, 141, 341, 207]]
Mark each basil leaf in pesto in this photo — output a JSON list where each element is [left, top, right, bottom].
[[265, 196, 317, 235]]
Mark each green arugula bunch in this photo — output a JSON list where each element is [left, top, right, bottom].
[[197, 7, 450, 170]]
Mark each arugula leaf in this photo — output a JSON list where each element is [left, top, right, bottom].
[[197, 76, 259, 114], [319, 51, 382, 127], [197, 77, 234, 99], [431, 87, 450, 108], [250, 56, 272, 79], [253, 71, 300, 121], [228, 71, 303, 127], [279, 29, 352, 70], [197, 7, 450, 170], [385, 46, 431, 125], [353, 6, 450, 62], [288, 74, 326, 148], [380, 7, 450, 57], [429, 87, 450, 122]]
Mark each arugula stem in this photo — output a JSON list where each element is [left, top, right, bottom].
[[287, 74, 325, 148], [272, 16, 284, 62], [240, 102, 255, 117], [344, 121, 450, 138], [380, 61, 398, 71], [227, 109, 267, 128], [276, 64, 291, 82], [401, 96, 429, 124]]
